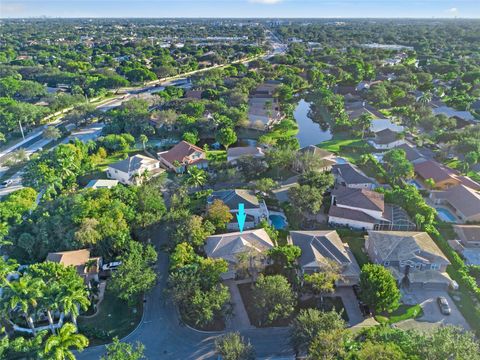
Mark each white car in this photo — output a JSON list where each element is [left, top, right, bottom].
[[102, 261, 122, 271], [0, 180, 13, 188]]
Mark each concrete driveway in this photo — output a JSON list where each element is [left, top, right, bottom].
[[396, 291, 470, 332]]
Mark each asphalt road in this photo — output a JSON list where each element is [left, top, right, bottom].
[[77, 226, 293, 360]]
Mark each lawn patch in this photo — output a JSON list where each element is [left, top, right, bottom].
[[337, 229, 370, 267], [78, 285, 142, 346], [378, 304, 423, 324]]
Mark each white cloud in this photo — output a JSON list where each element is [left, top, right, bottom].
[[0, 2, 26, 15], [446, 7, 459, 15], [248, 0, 283, 4]]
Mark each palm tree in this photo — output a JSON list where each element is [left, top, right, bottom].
[[43, 323, 88, 360], [2, 275, 44, 335], [58, 287, 90, 329], [355, 113, 373, 139], [185, 166, 207, 188], [139, 134, 148, 151], [418, 92, 432, 105]]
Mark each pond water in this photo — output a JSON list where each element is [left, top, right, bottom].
[[294, 99, 332, 148]]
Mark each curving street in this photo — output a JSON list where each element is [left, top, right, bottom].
[[77, 227, 293, 360]]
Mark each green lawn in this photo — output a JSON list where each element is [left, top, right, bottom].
[[78, 285, 142, 346], [206, 150, 227, 162], [376, 304, 423, 324], [317, 136, 371, 163], [337, 229, 370, 267]]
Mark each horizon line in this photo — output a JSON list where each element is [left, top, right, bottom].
[[1, 16, 479, 20]]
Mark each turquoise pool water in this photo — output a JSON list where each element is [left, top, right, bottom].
[[269, 214, 287, 229], [436, 207, 457, 223]]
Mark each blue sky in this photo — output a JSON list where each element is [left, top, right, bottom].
[[1, 0, 479, 19]]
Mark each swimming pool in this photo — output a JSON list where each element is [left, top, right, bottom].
[[436, 207, 457, 223], [335, 157, 347, 164], [269, 214, 287, 229]]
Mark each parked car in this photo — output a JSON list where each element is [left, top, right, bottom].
[[437, 296, 451, 315], [102, 261, 122, 271], [0, 180, 13, 188]]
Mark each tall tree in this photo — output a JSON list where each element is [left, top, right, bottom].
[[216, 127, 237, 150], [111, 241, 158, 304], [252, 274, 296, 326], [290, 309, 346, 356], [359, 264, 401, 315]]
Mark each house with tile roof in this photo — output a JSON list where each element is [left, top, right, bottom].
[[106, 154, 163, 185], [328, 186, 390, 230], [204, 228, 274, 279], [46, 249, 101, 285], [157, 140, 208, 173], [414, 160, 480, 191], [453, 225, 480, 248], [208, 189, 269, 230], [365, 231, 452, 290], [289, 230, 360, 286], [430, 185, 480, 223]]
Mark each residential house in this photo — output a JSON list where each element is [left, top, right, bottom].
[[294, 145, 336, 172], [247, 81, 284, 129], [332, 163, 376, 189], [365, 231, 452, 290], [414, 160, 480, 190], [328, 186, 390, 230], [368, 128, 405, 150], [157, 140, 208, 173], [393, 143, 424, 164], [106, 155, 163, 185], [450, 225, 480, 265], [204, 228, 274, 280], [369, 119, 404, 134], [432, 106, 475, 123], [247, 97, 283, 129], [453, 225, 480, 248], [85, 179, 119, 189], [46, 249, 101, 285], [430, 185, 480, 223], [227, 146, 265, 164], [289, 230, 360, 286], [208, 189, 269, 230]]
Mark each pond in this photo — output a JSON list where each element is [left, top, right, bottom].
[[294, 99, 332, 148]]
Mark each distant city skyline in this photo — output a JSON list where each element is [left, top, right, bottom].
[[1, 0, 480, 19]]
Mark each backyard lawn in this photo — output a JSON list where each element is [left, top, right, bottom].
[[78, 285, 143, 346], [317, 136, 372, 163], [337, 229, 370, 267]]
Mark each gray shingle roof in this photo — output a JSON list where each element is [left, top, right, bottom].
[[108, 155, 158, 173], [290, 230, 360, 278], [332, 163, 374, 186], [204, 228, 274, 264], [332, 186, 384, 212], [367, 231, 450, 264], [210, 189, 259, 210]]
